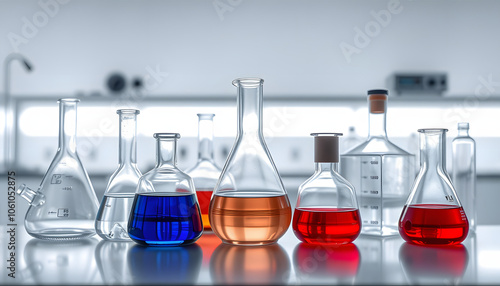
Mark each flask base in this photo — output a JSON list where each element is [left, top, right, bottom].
[[221, 239, 278, 246], [27, 229, 95, 240]]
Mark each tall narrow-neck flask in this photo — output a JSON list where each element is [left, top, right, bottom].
[[340, 89, 415, 236], [209, 78, 292, 246], [293, 133, 361, 245], [452, 123, 476, 233], [17, 98, 99, 240], [399, 129, 469, 245], [186, 113, 221, 230], [128, 133, 203, 246], [95, 109, 142, 241]]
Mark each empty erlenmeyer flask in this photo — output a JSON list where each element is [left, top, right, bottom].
[[186, 113, 221, 230], [127, 133, 203, 246], [17, 98, 99, 240], [399, 128, 469, 245], [95, 109, 142, 241], [209, 78, 292, 246], [293, 133, 361, 245]]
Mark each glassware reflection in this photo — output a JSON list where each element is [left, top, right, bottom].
[[355, 235, 406, 284], [23, 238, 100, 284], [127, 244, 202, 284], [293, 243, 360, 284], [196, 233, 221, 267], [210, 243, 290, 284], [399, 242, 469, 284], [95, 240, 135, 284]]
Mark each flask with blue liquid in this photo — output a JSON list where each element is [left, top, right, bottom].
[[128, 133, 203, 246]]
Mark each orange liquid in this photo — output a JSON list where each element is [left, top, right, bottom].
[[209, 194, 292, 245], [196, 189, 213, 230]]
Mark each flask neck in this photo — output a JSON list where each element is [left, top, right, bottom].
[[156, 138, 178, 168], [457, 127, 470, 137], [236, 81, 263, 138], [118, 112, 138, 166], [58, 99, 78, 154], [315, 162, 339, 173], [197, 114, 215, 161], [420, 130, 447, 172], [368, 112, 388, 139]]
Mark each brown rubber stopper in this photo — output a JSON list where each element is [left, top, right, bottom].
[[369, 94, 387, 114], [314, 136, 339, 163]]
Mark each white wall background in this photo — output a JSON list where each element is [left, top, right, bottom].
[[1, 0, 500, 97]]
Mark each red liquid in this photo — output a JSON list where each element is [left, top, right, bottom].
[[399, 204, 469, 245], [196, 189, 213, 230], [292, 207, 361, 244]]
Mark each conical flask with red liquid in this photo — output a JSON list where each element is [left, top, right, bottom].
[[293, 133, 361, 245], [209, 78, 292, 246], [186, 113, 221, 230], [399, 128, 469, 245]]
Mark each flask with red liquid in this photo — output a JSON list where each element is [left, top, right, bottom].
[[186, 113, 221, 230], [293, 133, 361, 245], [399, 128, 469, 245]]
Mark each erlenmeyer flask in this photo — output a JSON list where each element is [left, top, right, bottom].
[[186, 113, 221, 230], [209, 78, 292, 246], [293, 133, 361, 245], [127, 133, 203, 246], [17, 98, 99, 240], [399, 128, 469, 245], [95, 109, 142, 241]]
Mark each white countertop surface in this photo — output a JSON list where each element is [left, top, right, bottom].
[[1, 176, 499, 285]]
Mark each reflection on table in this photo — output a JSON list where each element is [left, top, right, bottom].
[[23, 238, 100, 284], [210, 243, 290, 284], [95, 240, 135, 284], [399, 242, 469, 284], [293, 243, 360, 284], [127, 243, 202, 284]]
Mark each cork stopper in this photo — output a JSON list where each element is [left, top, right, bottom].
[[368, 89, 388, 114], [311, 133, 343, 163]]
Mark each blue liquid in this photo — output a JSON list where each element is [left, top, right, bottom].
[[128, 193, 203, 246]]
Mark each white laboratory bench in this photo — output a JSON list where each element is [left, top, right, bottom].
[[1, 176, 499, 285]]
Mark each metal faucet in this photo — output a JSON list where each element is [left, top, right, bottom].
[[3, 53, 33, 171]]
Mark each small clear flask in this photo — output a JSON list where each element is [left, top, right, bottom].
[[17, 98, 99, 240], [186, 113, 221, 230], [209, 78, 292, 246], [95, 109, 142, 241], [399, 128, 469, 245], [452, 122, 476, 233], [127, 133, 203, 246], [293, 133, 361, 244], [340, 89, 415, 236]]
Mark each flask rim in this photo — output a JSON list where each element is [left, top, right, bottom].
[[197, 113, 215, 118], [418, 128, 448, 133], [310, 132, 343, 137], [153, 133, 181, 139], [117, 109, 140, 115], [57, 98, 80, 103], [232, 77, 264, 87]]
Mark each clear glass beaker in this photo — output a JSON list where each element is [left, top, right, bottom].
[[17, 98, 99, 240], [293, 133, 361, 245], [186, 113, 221, 230], [452, 122, 476, 233], [340, 89, 415, 236], [209, 78, 292, 246], [95, 109, 142, 241], [127, 133, 203, 246], [399, 128, 469, 245]]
